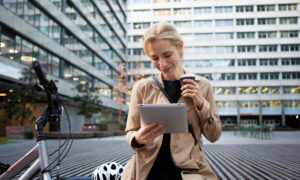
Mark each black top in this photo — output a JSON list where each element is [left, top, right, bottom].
[[146, 80, 183, 180]]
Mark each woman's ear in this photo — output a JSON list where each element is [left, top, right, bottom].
[[179, 40, 184, 58]]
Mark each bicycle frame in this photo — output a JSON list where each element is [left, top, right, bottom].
[[0, 61, 56, 180], [0, 140, 51, 180], [0, 62, 92, 180]]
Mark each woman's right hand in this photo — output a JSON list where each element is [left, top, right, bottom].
[[134, 123, 165, 145]]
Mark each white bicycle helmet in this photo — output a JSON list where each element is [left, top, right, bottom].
[[92, 162, 123, 180]]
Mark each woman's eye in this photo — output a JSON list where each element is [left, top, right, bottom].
[[152, 57, 159, 61], [165, 54, 171, 58]]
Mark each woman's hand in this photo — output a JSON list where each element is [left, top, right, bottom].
[[134, 123, 165, 145], [181, 79, 204, 110]]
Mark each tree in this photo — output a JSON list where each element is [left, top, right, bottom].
[[72, 82, 103, 124], [0, 67, 45, 126]]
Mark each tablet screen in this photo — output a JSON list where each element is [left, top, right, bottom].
[[137, 103, 189, 133]]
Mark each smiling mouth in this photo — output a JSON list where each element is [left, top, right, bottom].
[[162, 66, 173, 73]]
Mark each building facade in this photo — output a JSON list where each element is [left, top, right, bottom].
[[0, 0, 128, 132], [127, 0, 300, 128]]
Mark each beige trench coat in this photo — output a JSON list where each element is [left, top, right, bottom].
[[122, 72, 221, 180]]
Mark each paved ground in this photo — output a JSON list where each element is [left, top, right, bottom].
[[1, 131, 300, 179]]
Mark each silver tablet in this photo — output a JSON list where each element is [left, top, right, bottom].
[[137, 103, 189, 133]]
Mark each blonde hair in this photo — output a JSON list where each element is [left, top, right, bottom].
[[143, 22, 182, 57]]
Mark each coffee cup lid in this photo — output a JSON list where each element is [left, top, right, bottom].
[[180, 74, 196, 79]]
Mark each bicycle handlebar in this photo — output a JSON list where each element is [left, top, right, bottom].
[[32, 61, 48, 86], [32, 61, 60, 135]]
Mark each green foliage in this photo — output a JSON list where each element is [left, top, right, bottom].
[[0, 137, 13, 144], [0, 67, 46, 126], [73, 83, 103, 123]]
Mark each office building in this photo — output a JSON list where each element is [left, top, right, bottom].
[[0, 0, 127, 132], [127, 0, 300, 128]]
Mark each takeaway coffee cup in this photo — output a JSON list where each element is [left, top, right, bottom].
[[180, 74, 196, 86]]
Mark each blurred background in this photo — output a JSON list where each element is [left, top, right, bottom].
[[0, 0, 299, 138]]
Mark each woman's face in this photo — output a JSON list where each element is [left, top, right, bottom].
[[147, 39, 183, 80]]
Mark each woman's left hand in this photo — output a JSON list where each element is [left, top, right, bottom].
[[181, 79, 204, 110]]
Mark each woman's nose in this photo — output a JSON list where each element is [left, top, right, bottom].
[[159, 59, 168, 68]]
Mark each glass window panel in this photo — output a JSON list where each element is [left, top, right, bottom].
[[3, 0, 18, 13], [215, 20, 233, 26], [215, 33, 233, 40], [23, 1, 35, 26], [52, 56, 60, 77], [1, 30, 16, 61], [21, 39, 34, 64], [39, 12, 50, 35], [94, 78, 112, 98], [195, 33, 213, 41], [194, 20, 212, 27]]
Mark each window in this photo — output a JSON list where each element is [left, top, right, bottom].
[[283, 72, 300, 79], [260, 72, 279, 80], [261, 87, 280, 94], [239, 73, 257, 80], [221, 73, 235, 80], [281, 44, 300, 52], [238, 87, 258, 94], [238, 59, 256, 66], [216, 101, 237, 108], [195, 33, 213, 41], [280, 17, 298, 24], [215, 19, 233, 26], [215, 6, 232, 13], [282, 58, 300, 65], [133, 35, 143, 42], [236, 6, 254, 13], [237, 32, 255, 39], [194, 60, 213, 68], [183, 47, 193, 54], [194, 7, 212, 14], [236, 19, 254, 26], [270, 73, 279, 80], [262, 101, 281, 108], [216, 46, 234, 53], [279, 4, 297, 11], [131, 10, 151, 17], [133, 48, 143, 55], [194, 46, 213, 54], [133, 22, 150, 29], [214, 59, 235, 67], [237, 46, 256, 53], [258, 18, 276, 25], [284, 100, 300, 108], [259, 45, 277, 52], [258, 31, 277, 39], [257, 5, 275, 12], [194, 20, 212, 27], [280, 31, 298, 38], [215, 87, 236, 95], [94, 78, 112, 97], [215, 33, 234, 40], [154, 9, 171, 16], [259, 59, 278, 66], [174, 8, 191, 15], [174, 21, 192, 28], [260, 73, 269, 80], [283, 86, 300, 94]]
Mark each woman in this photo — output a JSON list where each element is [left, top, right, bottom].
[[122, 22, 221, 180]]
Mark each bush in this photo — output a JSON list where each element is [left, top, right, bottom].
[[0, 137, 13, 144]]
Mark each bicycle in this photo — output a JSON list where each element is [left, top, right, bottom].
[[0, 61, 91, 180]]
